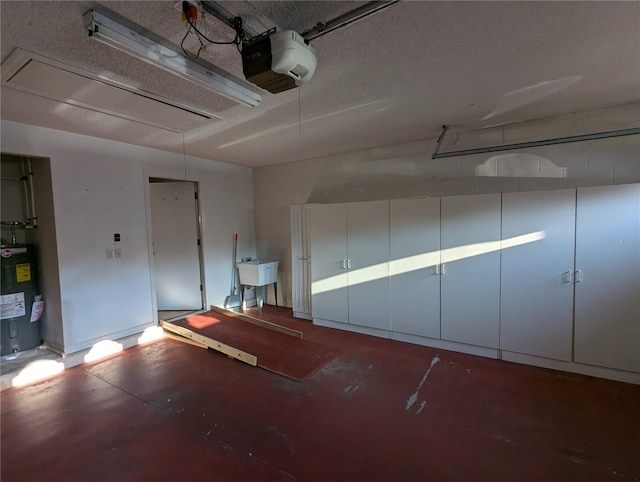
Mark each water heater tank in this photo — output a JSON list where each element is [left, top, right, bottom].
[[1, 245, 42, 355]]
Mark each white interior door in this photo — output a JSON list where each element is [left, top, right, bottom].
[[309, 204, 348, 323], [390, 198, 441, 338], [347, 200, 390, 330], [441, 194, 502, 348], [150, 182, 202, 311], [500, 189, 576, 360], [574, 184, 640, 372]]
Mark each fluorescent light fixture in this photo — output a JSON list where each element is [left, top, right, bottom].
[[82, 9, 261, 108]]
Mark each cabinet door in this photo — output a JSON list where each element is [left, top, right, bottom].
[[309, 204, 348, 323], [500, 189, 576, 361], [291, 205, 303, 313], [441, 194, 501, 348], [303, 205, 312, 315], [291, 205, 307, 316], [390, 198, 441, 338], [347, 200, 390, 330], [574, 184, 640, 372], [291, 205, 312, 317]]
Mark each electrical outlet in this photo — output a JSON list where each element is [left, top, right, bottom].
[[114, 248, 121, 259], [106, 249, 114, 260]]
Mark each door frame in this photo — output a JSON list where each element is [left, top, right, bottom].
[[144, 173, 206, 321]]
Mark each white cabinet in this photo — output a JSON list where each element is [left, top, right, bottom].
[[500, 189, 576, 361], [291, 205, 312, 319], [574, 184, 640, 372], [389, 198, 441, 338], [309, 203, 349, 324], [347, 201, 390, 330], [303, 183, 639, 382], [441, 194, 502, 348], [309, 201, 390, 330], [389, 194, 501, 347]]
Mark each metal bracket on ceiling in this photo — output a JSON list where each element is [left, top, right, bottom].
[[432, 125, 449, 159], [199, 1, 257, 41]]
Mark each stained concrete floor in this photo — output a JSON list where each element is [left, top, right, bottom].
[[2, 306, 639, 481], [0, 345, 61, 376]]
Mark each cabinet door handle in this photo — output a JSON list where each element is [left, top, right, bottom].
[[574, 270, 582, 283], [435, 264, 440, 275], [562, 270, 572, 284], [342, 259, 347, 269], [440, 263, 446, 275], [347, 259, 352, 269]]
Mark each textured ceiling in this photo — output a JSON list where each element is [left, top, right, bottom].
[[1, 1, 639, 167]]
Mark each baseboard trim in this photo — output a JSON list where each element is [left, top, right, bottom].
[[62, 322, 156, 355], [501, 351, 640, 385], [391, 332, 500, 359], [313, 318, 390, 338], [293, 311, 313, 320]]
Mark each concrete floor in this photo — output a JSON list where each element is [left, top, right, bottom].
[[2, 306, 639, 481], [0, 345, 61, 376]]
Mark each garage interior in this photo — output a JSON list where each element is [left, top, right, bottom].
[[1, 1, 639, 481]]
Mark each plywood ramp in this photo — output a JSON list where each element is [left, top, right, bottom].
[[209, 305, 303, 339], [162, 308, 340, 381]]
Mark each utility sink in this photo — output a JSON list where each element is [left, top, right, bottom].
[[237, 260, 279, 287], [236, 260, 279, 315]]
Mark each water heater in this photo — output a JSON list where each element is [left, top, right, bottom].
[[1, 245, 42, 355]]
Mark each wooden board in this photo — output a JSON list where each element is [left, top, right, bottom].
[[163, 331, 208, 349], [160, 320, 257, 366], [209, 305, 303, 339]]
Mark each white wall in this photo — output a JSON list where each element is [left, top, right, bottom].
[[253, 103, 640, 307], [1, 120, 256, 354], [30, 158, 63, 349]]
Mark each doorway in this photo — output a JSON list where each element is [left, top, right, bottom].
[[149, 178, 204, 321]]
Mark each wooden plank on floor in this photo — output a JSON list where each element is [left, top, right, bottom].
[[163, 330, 208, 350], [209, 305, 303, 339], [160, 320, 258, 366]]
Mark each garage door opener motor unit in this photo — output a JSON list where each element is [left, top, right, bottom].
[[242, 28, 317, 94]]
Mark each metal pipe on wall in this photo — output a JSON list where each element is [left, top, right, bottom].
[[27, 158, 37, 227], [302, 1, 401, 41], [21, 158, 31, 225], [431, 127, 640, 159]]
